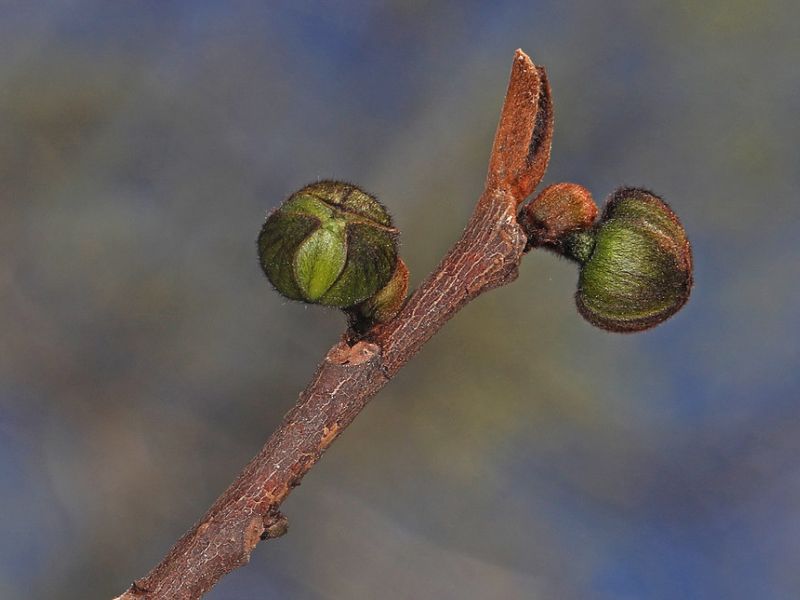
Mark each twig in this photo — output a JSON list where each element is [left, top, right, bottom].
[[115, 49, 552, 600]]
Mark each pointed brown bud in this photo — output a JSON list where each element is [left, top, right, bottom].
[[487, 51, 554, 202]]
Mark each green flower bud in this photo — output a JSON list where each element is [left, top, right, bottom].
[[575, 188, 693, 333], [258, 181, 398, 308]]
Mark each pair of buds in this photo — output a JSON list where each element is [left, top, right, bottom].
[[257, 180, 692, 334], [519, 184, 693, 332]]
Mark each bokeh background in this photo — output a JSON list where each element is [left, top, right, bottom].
[[2, 1, 799, 599]]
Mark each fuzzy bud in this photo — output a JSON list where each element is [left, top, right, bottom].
[[521, 183, 598, 251], [575, 188, 693, 332], [258, 181, 398, 308]]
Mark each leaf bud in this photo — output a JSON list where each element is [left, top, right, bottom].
[[258, 181, 398, 308], [575, 188, 693, 332], [520, 183, 598, 252]]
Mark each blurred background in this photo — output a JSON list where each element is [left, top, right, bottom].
[[1, 1, 799, 599]]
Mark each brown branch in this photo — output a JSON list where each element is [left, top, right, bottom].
[[115, 49, 553, 600]]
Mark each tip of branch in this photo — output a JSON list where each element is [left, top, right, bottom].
[[486, 49, 554, 205]]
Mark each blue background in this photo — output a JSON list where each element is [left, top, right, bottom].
[[1, 1, 799, 598]]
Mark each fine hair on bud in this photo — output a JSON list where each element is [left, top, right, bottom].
[[520, 182, 598, 253], [575, 188, 693, 333], [257, 181, 399, 308]]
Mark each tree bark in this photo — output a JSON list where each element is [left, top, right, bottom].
[[116, 48, 552, 600]]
